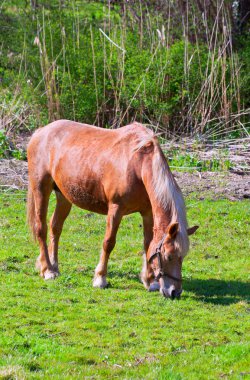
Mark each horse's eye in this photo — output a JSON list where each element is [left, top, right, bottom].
[[168, 255, 173, 262]]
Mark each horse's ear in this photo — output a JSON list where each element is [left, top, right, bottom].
[[187, 225, 199, 235], [166, 222, 179, 240], [138, 141, 154, 154]]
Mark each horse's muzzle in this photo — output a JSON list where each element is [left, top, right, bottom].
[[160, 285, 182, 299]]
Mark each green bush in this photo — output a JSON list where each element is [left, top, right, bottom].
[[0, 130, 26, 160], [0, 0, 249, 134], [0, 131, 9, 157]]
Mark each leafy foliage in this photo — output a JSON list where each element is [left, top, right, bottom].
[[0, 131, 9, 157], [0, 131, 26, 160], [168, 150, 231, 172], [0, 0, 249, 135]]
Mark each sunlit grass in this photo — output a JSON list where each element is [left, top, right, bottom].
[[0, 191, 249, 379]]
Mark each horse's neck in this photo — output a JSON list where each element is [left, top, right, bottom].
[[144, 174, 175, 240], [152, 204, 172, 240], [140, 145, 185, 241], [149, 189, 189, 256]]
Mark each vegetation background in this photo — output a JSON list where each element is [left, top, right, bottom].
[[0, 1, 250, 147]]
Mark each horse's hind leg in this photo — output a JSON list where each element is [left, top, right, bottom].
[[48, 191, 72, 274], [93, 204, 122, 288], [32, 180, 57, 279]]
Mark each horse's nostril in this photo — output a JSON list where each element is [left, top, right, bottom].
[[171, 289, 176, 299], [176, 289, 182, 298]]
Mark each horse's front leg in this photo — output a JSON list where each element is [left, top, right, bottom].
[[93, 204, 122, 288], [140, 211, 159, 291]]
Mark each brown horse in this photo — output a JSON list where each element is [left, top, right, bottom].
[[27, 120, 198, 298]]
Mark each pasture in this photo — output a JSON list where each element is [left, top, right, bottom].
[[0, 191, 249, 379]]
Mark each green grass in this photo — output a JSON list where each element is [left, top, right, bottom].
[[166, 149, 231, 172], [0, 191, 249, 379]]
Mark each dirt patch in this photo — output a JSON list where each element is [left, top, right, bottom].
[[173, 171, 250, 201], [0, 158, 249, 200], [0, 159, 28, 190]]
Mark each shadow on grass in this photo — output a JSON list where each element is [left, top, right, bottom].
[[107, 270, 249, 305], [183, 278, 250, 305]]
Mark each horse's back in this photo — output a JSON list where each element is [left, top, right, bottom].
[[28, 120, 154, 165], [28, 119, 152, 151]]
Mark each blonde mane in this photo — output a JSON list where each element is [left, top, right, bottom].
[[152, 142, 189, 256], [136, 130, 189, 257]]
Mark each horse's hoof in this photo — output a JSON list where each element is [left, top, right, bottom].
[[148, 281, 160, 292], [51, 264, 59, 273], [93, 275, 107, 288], [43, 270, 59, 280]]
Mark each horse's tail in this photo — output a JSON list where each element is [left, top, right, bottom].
[[27, 181, 37, 241]]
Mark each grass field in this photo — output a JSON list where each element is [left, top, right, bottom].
[[0, 191, 249, 379]]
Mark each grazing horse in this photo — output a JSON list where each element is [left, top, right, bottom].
[[27, 120, 198, 298]]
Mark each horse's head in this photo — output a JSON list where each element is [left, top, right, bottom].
[[148, 223, 199, 299]]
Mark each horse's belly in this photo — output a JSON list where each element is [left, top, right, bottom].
[[55, 177, 108, 215], [67, 186, 108, 214]]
